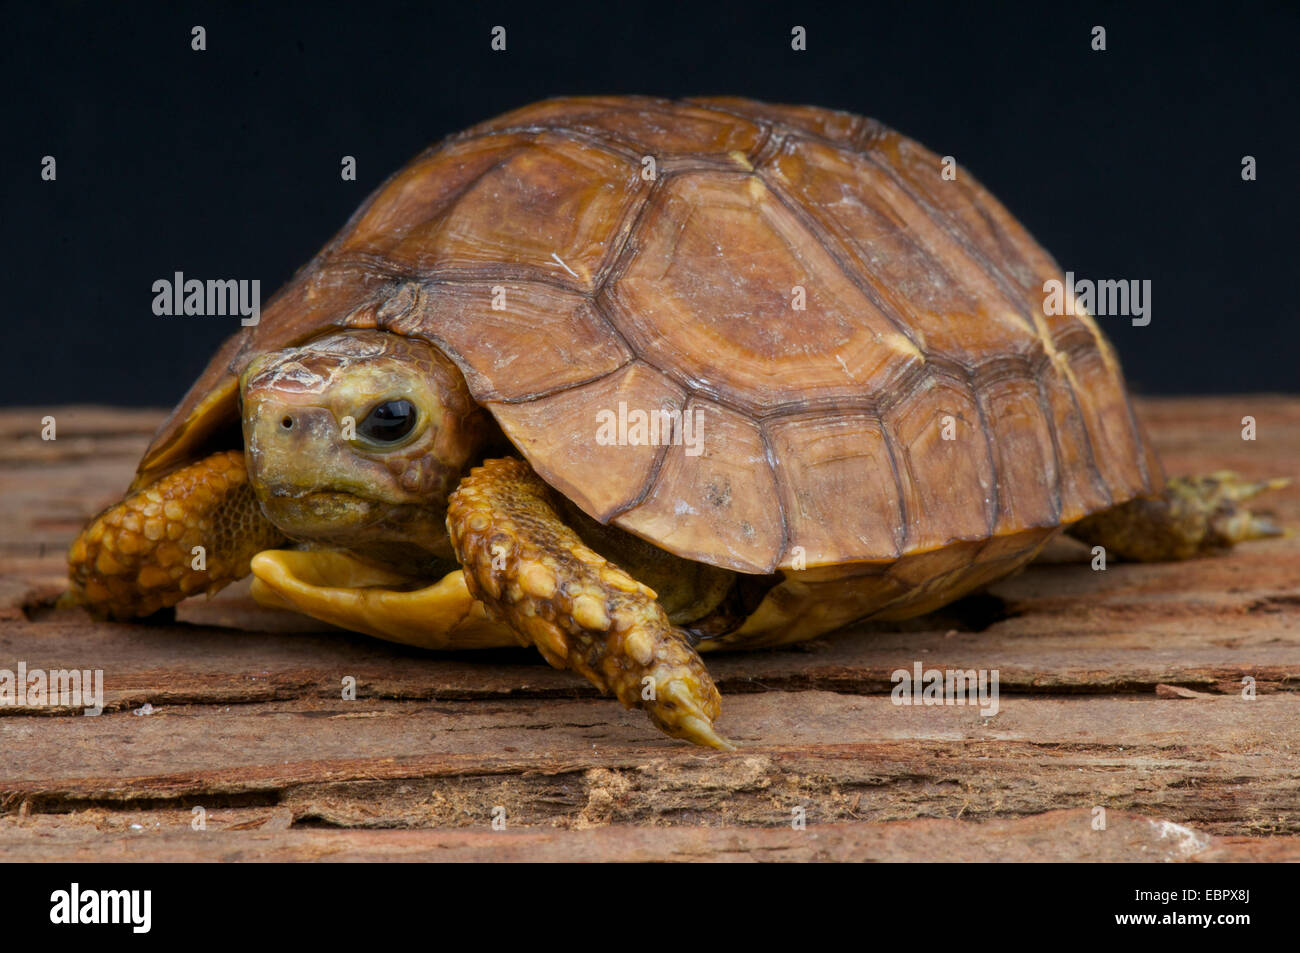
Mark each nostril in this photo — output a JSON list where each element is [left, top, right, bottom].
[[281, 416, 294, 430]]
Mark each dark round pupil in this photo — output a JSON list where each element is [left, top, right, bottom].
[[359, 399, 416, 443]]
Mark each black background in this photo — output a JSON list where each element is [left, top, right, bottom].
[[3, 0, 1296, 406]]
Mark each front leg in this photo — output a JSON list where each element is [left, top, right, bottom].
[[447, 457, 734, 750], [66, 450, 285, 618]]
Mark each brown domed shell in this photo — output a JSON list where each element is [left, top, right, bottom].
[[140, 96, 1160, 574]]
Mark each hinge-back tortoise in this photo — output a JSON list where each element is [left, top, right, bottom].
[[65, 97, 1285, 748]]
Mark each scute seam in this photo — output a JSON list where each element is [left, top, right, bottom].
[[970, 371, 1003, 539], [758, 424, 791, 571], [755, 159, 925, 354]]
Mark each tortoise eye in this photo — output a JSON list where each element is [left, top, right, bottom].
[[358, 399, 418, 444]]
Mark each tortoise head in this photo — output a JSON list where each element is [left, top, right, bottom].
[[238, 329, 487, 566]]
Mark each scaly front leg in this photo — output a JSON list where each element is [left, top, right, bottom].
[[447, 457, 734, 750], [66, 450, 285, 618]]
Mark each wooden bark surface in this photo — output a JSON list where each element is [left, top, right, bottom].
[[1, 398, 1297, 861]]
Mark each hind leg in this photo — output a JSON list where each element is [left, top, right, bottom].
[[1068, 472, 1288, 561]]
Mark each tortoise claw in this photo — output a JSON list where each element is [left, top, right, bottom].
[[1211, 508, 1286, 544], [652, 678, 738, 751], [1203, 471, 1292, 503], [1193, 472, 1290, 546]]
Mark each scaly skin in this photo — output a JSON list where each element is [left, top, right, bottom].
[[66, 450, 285, 619], [447, 457, 734, 749], [1069, 471, 1289, 561]]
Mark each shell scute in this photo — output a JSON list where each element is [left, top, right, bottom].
[[616, 398, 785, 573], [414, 133, 647, 291], [381, 281, 632, 402], [602, 170, 923, 417], [765, 412, 904, 564], [885, 372, 997, 552]]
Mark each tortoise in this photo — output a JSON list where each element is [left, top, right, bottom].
[[65, 96, 1285, 748]]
